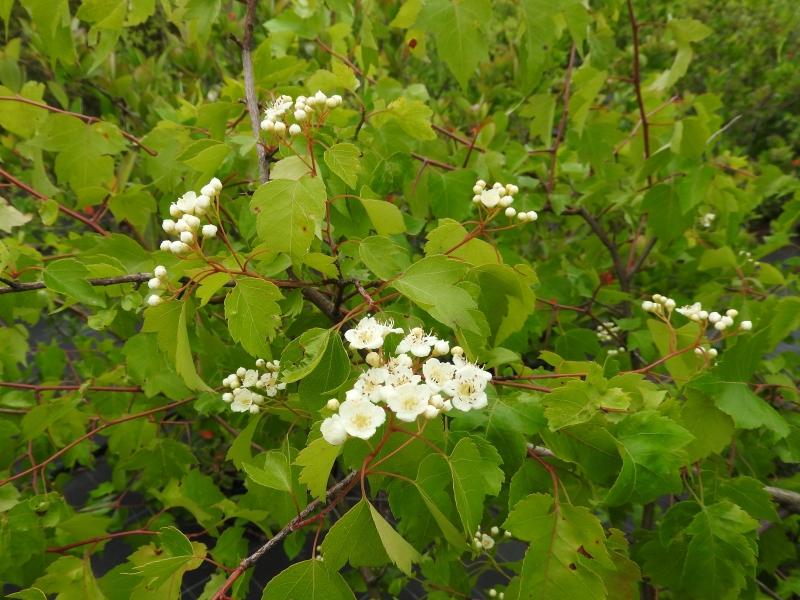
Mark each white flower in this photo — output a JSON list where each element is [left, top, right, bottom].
[[445, 363, 492, 412], [231, 388, 264, 414], [396, 328, 437, 357], [385, 354, 420, 387], [154, 265, 168, 280], [480, 533, 495, 550], [422, 358, 456, 393], [386, 383, 431, 422], [177, 191, 197, 214], [321, 414, 348, 445], [338, 399, 386, 439], [242, 369, 259, 388], [740, 320, 752, 331], [352, 368, 389, 403], [201, 224, 218, 238], [479, 188, 501, 208], [344, 316, 401, 350]]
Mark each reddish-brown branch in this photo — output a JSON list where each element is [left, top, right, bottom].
[[0, 166, 109, 236], [626, 0, 650, 163], [0, 381, 141, 393], [410, 152, 456, 171], [0, 96, 157, 156], [0, 397, 194, 487], [47, 529, 157, 553], [545, 45, 577, 197]]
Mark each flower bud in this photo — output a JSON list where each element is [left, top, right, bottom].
[[148, 278, 162, 290], [170, 241, 189, 254], [707, 348, 718, 358], [740, 320, 752, 331], [200, 184, 216, 197], [261, 119, 275, 131], [433, 340, 450, 356], [475, 179, 486, 189], [726, 309, 738, 317], [490, 526, 500, 536], [526, 210, 538, 221], [183, 215, 201, 230], [489, 590, 497, 598], [424, 405, 439, 419], [273, 121, 286, 134], [326, 398, 340, 411], [210, 177, 223, 192], [472, 185, 483, 194], [159, 240, 171, 251], [430, 394, 444, 408], [664, 298, 676, 310], [642, 300, 654, 312], [698, 310, 708, 320], [147, 294, 162, 306], [288, 123, 302, 136], [256, 358, 266, 368], [201, 224, 218, 238], [442, 399, 453, 412], [499, 195, 513, 207], [180, 231, 194, 244], [162, 219, 176, 234], [237, 367, 246, 378], [451, 345, 464, 356], [517, 212, 529, 222], [365, 351, 382, 368], [314, 90, 327, 104], [294, 109, 307, 121], [222, 392, 233, 403], [708, 312, 721, 323], [714, 321, 727, 331], [505, 207, 516, 217]]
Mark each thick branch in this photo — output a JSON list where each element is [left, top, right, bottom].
[[242, 0, 269, 183], [212, 471, 359, 600]]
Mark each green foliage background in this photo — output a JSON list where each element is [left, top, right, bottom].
[[0, 0, 798, 599]]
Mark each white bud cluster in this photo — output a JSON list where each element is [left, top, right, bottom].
[[607, 346, 626, 356], [159, 178, 221, 255], [596, 321, 620, 343], [146, 265, 170, 307], [260, 91, 342, 137], [641, 293, 677, 315], [471, 525, 507, 555], [471, 179, 537, 223], [699, 212, 716, 228], [488, 590, 505, 599], [738, 250, 759, 267], [694, 346, 719, 359], [320, 317, 492, 446], [220, 359, 286, 414]]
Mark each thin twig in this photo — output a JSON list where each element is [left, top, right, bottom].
[[0, 96, 157, 156], [545, 45, 577, 197], [0, 166, 109, 236]]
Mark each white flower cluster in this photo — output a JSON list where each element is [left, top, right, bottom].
[[146, 265, 169, 307], [472, 524, 511, 552], [641, 293, 677, 315], [699, 212, 716, 228], [672, 303, 751, 332], [260, 91, 342, 137], [694, 346, 718, 359], [739, 250, 758, 267], [596, 321, 620, 343], [159, 178, 221, 255], [471, 179, 537, 222], [320, 317, 493, 446], [221, 359, 286, 414]]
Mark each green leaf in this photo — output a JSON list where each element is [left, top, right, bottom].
[[280, 328, 333, 384], [324, 143, 361, 188], [695, 379, 790, 438], [295, 437, 341, 499], [681, 501, 758, 599], [142, 301, 211, 391], [226, 413, 262, 469], [225, 278, 283, 357], [251, 176, 327, 262], [244, 450, 293, 492], [449, 437, 504, 534], [359, 235, 411, 280], [299, 332, 351, 404], [375, 96, 436, 140], [503, 493, 613, 600], [261, 559, 354, 600], [322, 498, 419, 575], [679, 395, 734, 462], [416, 0, 492, 88], [425, 220, 498, 266], [543, 378, 630, 431], [43, 258, 105, 307], [392, 255, 484, 333], [360, 198, 406, 235], [0, 197, 32, 232], [605, 411, 693, 506], [131, 527, 206, 594]]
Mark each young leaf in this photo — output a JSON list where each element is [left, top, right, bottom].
[[225, 278, 283, 357], [261, 559, 354, 599], [448, 437, 504, 534], [295, 436, 341, 499], [323, 143, 361, 188]]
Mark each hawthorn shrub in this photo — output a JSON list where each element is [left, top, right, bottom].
[[0, 1, 799, 599]]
